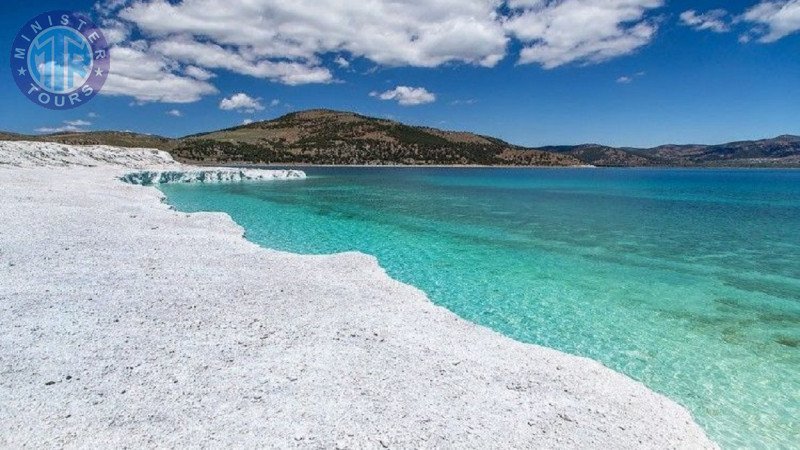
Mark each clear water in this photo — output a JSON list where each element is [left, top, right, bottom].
[[160, 167, 800, 448]]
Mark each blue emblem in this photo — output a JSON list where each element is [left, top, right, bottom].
[[10, 11, 110, 110]]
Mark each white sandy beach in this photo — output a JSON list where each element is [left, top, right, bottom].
[[0, 141, 715, 448]]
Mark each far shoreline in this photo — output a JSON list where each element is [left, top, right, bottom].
[[189, 161, 800, 170]]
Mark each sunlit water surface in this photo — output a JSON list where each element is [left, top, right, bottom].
[[160, 167, 800, 448]]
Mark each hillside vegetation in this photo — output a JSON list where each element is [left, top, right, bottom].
[[174, 110, 582, 166], [3, 110, 798, 167]]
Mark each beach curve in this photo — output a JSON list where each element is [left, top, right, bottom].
[[0, 141, 716, 448]]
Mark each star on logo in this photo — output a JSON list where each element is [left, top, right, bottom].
[[17, 67, 26, 76], [94, 68, 104, 77]]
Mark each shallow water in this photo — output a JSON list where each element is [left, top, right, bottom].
[[160, 167, 800, 448]]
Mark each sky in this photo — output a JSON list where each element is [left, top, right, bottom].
[[1, 0, 799, 148]]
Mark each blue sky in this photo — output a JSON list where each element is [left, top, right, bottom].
[[2, 0, 799, 147]]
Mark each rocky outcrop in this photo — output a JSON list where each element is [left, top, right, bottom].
[[120, 169, 306, 185]]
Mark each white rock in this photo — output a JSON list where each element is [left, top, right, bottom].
[[0, 141, 306, 184], [120, 169, 306, 185], [0, 140, 175, 168]]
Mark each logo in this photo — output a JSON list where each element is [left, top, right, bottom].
[[10, 11, 110, 110]]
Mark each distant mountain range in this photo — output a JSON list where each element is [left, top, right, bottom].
[[3, 109, 799, 167], [539, 135, 800, 167]]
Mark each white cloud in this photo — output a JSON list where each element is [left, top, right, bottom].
[[95, 0, 673, 104], [36, 120, 92, 134], [371, 86, 436, 106], [616, 70, 645, 84], [680, 10, 730, 33], [95, 0, 130, 16], [35, 125, 84, 134], [100, 19, 131, 45], [741, 0, 800, 42], [334, 56, 350, 68], [150, 38, 333, 85], [242, 118, 254, 125], [270, 99, 281, 107], [65, 119, 92, 127], [167, 109, 183, 117], [87, 112, 99, 118], [184, 65, 215, 81], [220, 93, 265, 112], [101, 43, 218, 103], [118, 0, 508, 69], [504, 0, 664, 69]]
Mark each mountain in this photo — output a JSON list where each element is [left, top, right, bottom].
[[648, 135, 800, 167], [544, 135, 800, 167], [537, 144, 666, 167], [2, 110, 798, 167], [173, 109, 582, 166]]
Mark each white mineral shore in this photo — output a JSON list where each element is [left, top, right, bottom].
[[0, 140, 304, 183], [0, 141, 716, 448]]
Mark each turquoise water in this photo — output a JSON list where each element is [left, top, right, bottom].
[[160, 168, 800, 448]]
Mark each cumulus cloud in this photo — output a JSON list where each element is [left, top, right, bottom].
[[741, 0, 800, 42], [100, 19, 131, 45], [242, 118, 254, 125], [101, 43, 218, 103], [150, 38, 333, 85], [220, 93, 265, 112], [36, 120, 92, 134], [95, 0, 672, 103], [370, 86, 436, 106], [119, 0, 508, 69], [334, 56, 350, 68], [98, 19, 218, 103], [95, 0, 129, 16], [167, 109, 183, 117], [504, 0, 663, 69], [184, 65, 215, 81], [680, 10, 730, 33]]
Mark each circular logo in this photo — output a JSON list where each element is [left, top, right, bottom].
[[10, 11, 110, 110]]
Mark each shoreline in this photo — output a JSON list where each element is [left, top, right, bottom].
[[184, 160, 800, 170], [181, 160, 597, 169], [0, 141, 716, 448]]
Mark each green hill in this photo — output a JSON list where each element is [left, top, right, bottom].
[[3, 110, 798, 167], [174, 109, 582, 166]]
